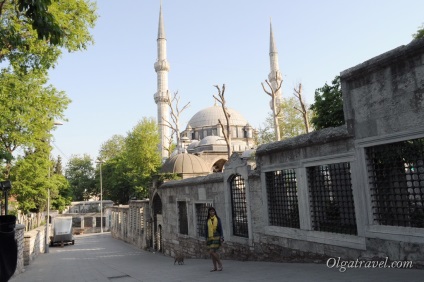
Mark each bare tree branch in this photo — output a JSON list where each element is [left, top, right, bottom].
[[213, 84, 232, 159], [164, 90, 190, 154], [261, 72, 283, 141], [293, 83, 310, 133]]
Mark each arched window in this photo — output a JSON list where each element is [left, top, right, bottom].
[[230, 174, 248, 238]]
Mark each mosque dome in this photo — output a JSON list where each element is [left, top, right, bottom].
[[161, 153, 210, 177], [187, 105, 248, 128]]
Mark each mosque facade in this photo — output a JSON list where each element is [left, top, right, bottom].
[[154, 4, 282, 174]]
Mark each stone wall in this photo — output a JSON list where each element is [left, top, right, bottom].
[[23, 225, 47, 266], [341, 38, 424, 139], [13, 224, 25, 276], [110, 38, 424, 267]]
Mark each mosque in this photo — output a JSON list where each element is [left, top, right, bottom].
[[154, 4, 282, 177]]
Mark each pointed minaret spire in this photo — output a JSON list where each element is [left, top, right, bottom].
[[158, 1, 166, 39], [268, 18, 283, 109], [154, 2, 171, 160]]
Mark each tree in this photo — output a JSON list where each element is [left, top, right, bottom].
[[293, 83, 311, 133], [261, 72, 283, 141], [310, 76, 345, 130], [256, 97, 313, 145], [53, 155, 63, 175], [10, 150, 50, 213], [163, 91, 190, 154], [96, 134, 131, 204], [1, 0, 62, 45], [98, 134, 125, 161], [0, 70, 71, 179], [124, 118, 162, 199], [213, 84, 232, 159], [413, 23, 424, 39], [65, 154, 96, 201], [0, 0, 98, 73]]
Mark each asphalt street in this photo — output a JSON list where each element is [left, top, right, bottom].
[[10, 233, 424, 282]]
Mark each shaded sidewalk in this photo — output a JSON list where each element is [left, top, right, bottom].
[[10, 233, 423, 282]]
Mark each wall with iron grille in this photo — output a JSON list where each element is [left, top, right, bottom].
[[108, 38, 424, 266], [108, 201, 151, 251]]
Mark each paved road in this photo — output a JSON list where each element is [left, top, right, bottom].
[[10, 233, 423, 282]]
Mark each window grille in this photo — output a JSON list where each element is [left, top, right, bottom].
[[96, 217, 105, 228], [366, 138, 424, 228], [178, 201, 188, 235], [72, 217, 81, 228], [307, 163, 357, 235], [84, 217, 93, 227], [139, 207, 145, 234], [230, 174, 249, 238], [265, 169, 300, 228], [196, 203, 212, 237]]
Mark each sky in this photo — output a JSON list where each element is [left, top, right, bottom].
[[48, 0, 424, 164]]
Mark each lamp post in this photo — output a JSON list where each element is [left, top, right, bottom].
[[96, 160, 104, 233], [45, 121, 63, 254]]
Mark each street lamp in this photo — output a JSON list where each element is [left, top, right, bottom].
[[96, 159, 104, 233], [45, 121, 63, 254]]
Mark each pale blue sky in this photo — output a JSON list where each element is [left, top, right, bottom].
[[48, 0, 424, 164]]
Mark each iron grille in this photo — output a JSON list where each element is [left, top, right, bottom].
[[72, 217, 81, 228], [230, 174, 248, 238], [84, 217, 93, 227], [178, 201, 188, 235], [196, 203, 212, 237], [307, 163, 357, 235], [366, 138, 424, 228], [139, 207, 144, 234], [96, 217, 105, 228], [265, 169, 300, 228]]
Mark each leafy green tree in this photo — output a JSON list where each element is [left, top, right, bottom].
[[9, 150, 50, 213], [49, 172, 72, 212], [124, 118, 162, 199], [65, 154, 96, 201], [97, 118, 161, 204], [98, 134, 125, 161], [413, 23, 424, 39], [98, 155, 133, 205], [0, 70, 71, 179], [256, 97, 313, 145], [309, 76, 345, 130], [53, 155, 63, 175], [0, 0, 97, 73]]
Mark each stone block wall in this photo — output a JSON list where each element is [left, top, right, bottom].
[[341, 38, 424, 139], [13, 224, 25, 276], [23, 225, 47, 266], [109, 39, 424, 267]]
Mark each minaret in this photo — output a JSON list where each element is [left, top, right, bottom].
[[154, 3, 171, 159], [268, 19, 283, 108]]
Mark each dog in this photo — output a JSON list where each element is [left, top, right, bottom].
[[174, 254, 184, 265]]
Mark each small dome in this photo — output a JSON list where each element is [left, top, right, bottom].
[[187, 140, 200, 151], [187, 105, 248, 128], [198, 136, 226, 146], [161, 153, 210, 176]]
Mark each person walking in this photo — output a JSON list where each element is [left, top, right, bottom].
[[205, 207, 224, 272]]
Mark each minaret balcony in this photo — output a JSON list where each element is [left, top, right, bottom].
[[154, 60, 170, 72], [268, 70, 282, 82], [154, 92, 170, 103]]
